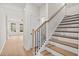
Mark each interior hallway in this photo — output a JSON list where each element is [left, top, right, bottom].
[[0, 36, 33, 56]]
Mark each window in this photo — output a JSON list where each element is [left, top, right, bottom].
[[20, 24, 23, 32], [11, 23, 16, 32]]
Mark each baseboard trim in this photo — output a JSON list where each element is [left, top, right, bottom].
[[0, 40, 6, 55]]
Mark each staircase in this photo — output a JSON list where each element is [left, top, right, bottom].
[[40, 14, 79, 56]]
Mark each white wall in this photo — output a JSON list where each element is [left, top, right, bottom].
[[40, 4, 48, 24], [24, 4, 40, 50], [0, 6, 6, 53], [39, 3, 65, 23], [45, 3, 65, 39], [47, 6, 65, 39], [66, 4, 79, 15], [48, 3, 65, 18], [2, 4, 24, 36]]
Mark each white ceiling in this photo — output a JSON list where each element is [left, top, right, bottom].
[[2, 3, 79, 9], [1, 3, 46, 8], [31, 3, 46, 7], [1, 3, 25, 9], [67, 3, 79, 8], [11, 3, 25, 8]]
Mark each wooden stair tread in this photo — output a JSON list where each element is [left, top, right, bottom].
[[55, 30, 78, 33], [46, 44, 78, 56], [31, 47, 38, 52], [41, 50, 52, 56], [49, 38, 78, 49]]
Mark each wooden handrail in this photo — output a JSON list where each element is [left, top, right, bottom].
[[34, 4, 66, 31]]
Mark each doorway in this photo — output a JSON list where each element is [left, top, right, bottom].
[[0, 16, 26, 56]]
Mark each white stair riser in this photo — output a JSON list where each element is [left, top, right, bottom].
[[52, 36, 78, 44], [59, 24, 79, 27], [56, 28, 79, 32], [54, 32, 78, 38], [63, 19, 79, 22], [61, 20, 79, 24], [64, 16, 79, 19]]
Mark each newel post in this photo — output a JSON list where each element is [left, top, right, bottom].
[[46, 21, 49, 41]]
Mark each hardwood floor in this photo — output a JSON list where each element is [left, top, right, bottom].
[[0, 36, 33, 56]]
